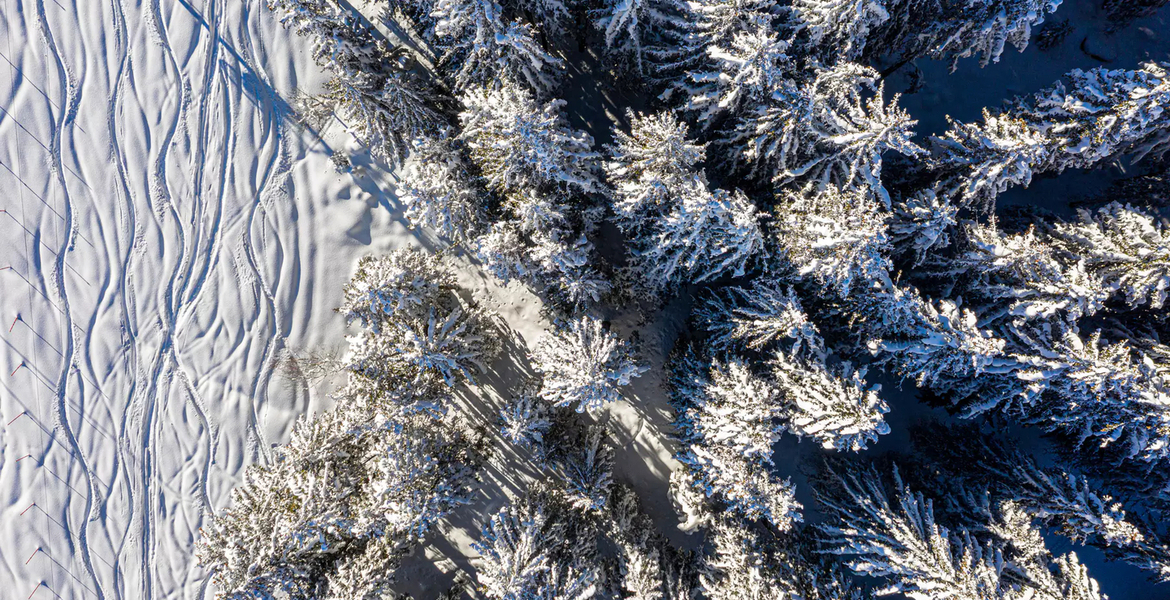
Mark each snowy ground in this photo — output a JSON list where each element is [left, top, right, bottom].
[[2, 0, 1169, 599], [0, 1, 410, 597]]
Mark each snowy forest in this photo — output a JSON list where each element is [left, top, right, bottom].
[[194, 0, 1170, 598]]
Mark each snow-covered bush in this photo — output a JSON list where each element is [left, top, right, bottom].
[[532, 316, 646, 412]]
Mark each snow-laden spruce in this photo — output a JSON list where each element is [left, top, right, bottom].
[[700, 516, 865, 600], [399, 134, 487, 244], [923, 62, 1170, 212], [1052, 202, 1170, 311], [341, 248, 499, 385], [432, 0, 565, 94], [499, 382, 554, 452], [268, 0, 445, 165], [532, 316, 647, 412], [684, 21, 794, 125], [930, 222, 1109, 325], [595, 0, 692, 75], [772, 351, 888, 452], [677, 358, 783, 461], [555, 425, 616, 512], [458, 83, 611, 309], [818, 463, 1104, 600], [605, 111, 764, 296]]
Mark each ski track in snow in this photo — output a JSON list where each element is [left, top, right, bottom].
[[0, 1, 394, 597]]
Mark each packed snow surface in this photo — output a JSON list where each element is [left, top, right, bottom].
[[0, 1, 415, 597]]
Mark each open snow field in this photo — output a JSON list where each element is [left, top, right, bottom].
[[0, 1, 422, 597]]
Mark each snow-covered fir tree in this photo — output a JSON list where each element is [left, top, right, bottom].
[[675, 358, 783, 462], [532, 316, 646, 412], [670, 350, 802, 530], [694, 278, 824, 354], [1051, 202, 1170, 311], [340, 248, 499, 386], [911, 423, 1170, 581], [923, 62, 1170, 212], [499, 381, 554, 452], [868, 297, 1012, 396], [926, 221, 1108, 325], [887, 190, 961, 262], [197, 376, 484, 598], [432, 0, 565, 94], [700, 517, 865, 600], [594, 0, 692, 76], [773, 184, 893, 298], [605, 111, 764, 296], [672, 444, 803, 531], [459, 84, 602, 194], [790, 0, 889, 61], [731, 62, 922, 195], [472, 489, 601, 599], [398, 133, 487, 244], [269, 0, 446, 165], [869, 0, 1063, 70], [684, 21, 794, 125], [817, 463, 1104, 600], [555, 425, 616, 512], [772, 351, 888, 452]]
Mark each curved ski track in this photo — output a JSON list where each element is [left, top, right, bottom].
[[0, 1, 336, 598]]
